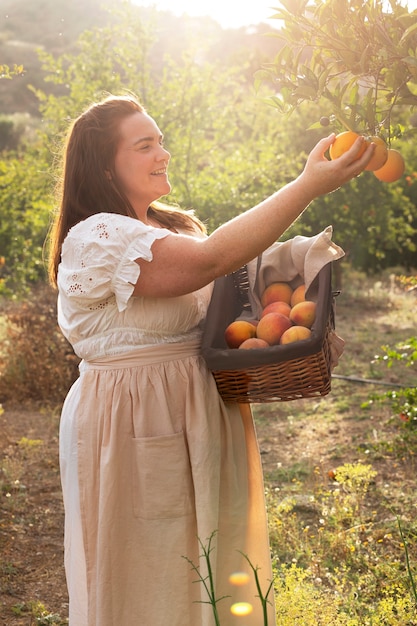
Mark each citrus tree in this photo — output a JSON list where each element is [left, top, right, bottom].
[[254, 0, 417, 271], [258, 0, 417, 139], [256, 0, 417, 181]]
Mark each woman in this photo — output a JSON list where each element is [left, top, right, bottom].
[[49, 94, 374, 626]]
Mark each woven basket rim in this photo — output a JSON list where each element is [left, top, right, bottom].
[[212, 323, 332, 403]]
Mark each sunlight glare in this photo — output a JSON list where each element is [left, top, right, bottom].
[[134, 0, 277, 29], [135, 0, 417, 29], [228, 571, 251, 586], [230, 602, 254, 616]]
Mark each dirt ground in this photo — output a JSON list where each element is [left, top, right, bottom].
[[0, 406, 68, 625]]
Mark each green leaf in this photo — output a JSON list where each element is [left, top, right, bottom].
[[399, 21, 417, 45], [403, 56, 417, 68]]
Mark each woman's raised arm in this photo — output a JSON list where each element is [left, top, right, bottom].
[[133, 133, 374, 298]]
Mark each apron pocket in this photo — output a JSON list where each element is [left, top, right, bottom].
[[131, 431, 195, 519]]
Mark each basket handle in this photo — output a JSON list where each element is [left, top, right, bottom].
[[231, 256, 262, 313]]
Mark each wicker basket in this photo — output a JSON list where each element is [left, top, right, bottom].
[[201, 262, 335, 403]]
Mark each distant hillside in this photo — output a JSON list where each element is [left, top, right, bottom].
[[0, 0, 279, 116], [0, 0, 113, 114]]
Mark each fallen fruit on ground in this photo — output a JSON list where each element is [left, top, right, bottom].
[[329, 130, 367, 161], [373, 149, 405, 182], [280, 325, 312, 344], [364, 136, 388, 171], [289, 300, 317, 329], [256, 312, 292, 345], [260, 282, 293, 307], [225, 320, 256, 348]]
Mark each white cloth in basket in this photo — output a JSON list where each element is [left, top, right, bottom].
[[245, 225, 344, 320]]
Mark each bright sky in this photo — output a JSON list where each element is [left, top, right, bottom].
[[134, 0, 283, 29], [135, 0, 417, 29]]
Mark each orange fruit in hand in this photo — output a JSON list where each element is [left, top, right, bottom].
[[364, 136, 388, 171], [329, 130, 367, 161], [373, 149, 405, 182]]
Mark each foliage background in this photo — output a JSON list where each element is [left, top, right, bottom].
[[0, 1, 417, 624], [0, 0, 416, 297]]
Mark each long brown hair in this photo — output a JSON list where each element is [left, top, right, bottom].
[[48, 94, 205, 287]]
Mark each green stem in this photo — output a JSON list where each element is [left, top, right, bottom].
[[241, 552, 275, 626], [397, 516, 417, 607], [182, 531, 228, 626]]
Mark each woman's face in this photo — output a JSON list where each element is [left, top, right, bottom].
[[112, 111, 171, 216]]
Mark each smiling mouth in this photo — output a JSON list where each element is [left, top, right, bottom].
[[152, 168, 167, 176]]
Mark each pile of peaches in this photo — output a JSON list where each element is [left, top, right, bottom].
[[225, 281, 317, 350]]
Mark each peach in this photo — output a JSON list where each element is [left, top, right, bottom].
[[239, 337, 270, 349], [290, 284, 306, 307], [280, 325, 312, 344], [289, 300, 316, 329], [261, 301, 291, 318], [256, 312, 292, 345], [260, 282, 293, 307], [224, 320, 256, 348]]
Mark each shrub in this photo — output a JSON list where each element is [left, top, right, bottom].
[[368, 336, 417, 426], [0, 284, 79, 405]]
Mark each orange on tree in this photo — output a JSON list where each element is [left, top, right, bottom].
[[373, 149, 405, 183], [329, 130, 367, 161], [364, 136, 388, 171]]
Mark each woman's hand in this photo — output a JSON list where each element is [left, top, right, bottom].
[[299, 133, 375, 198]]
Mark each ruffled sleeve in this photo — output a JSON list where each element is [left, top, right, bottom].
[[58, 213, 171, 312]]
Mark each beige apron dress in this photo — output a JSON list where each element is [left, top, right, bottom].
[[57, 213, 275, 626]]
